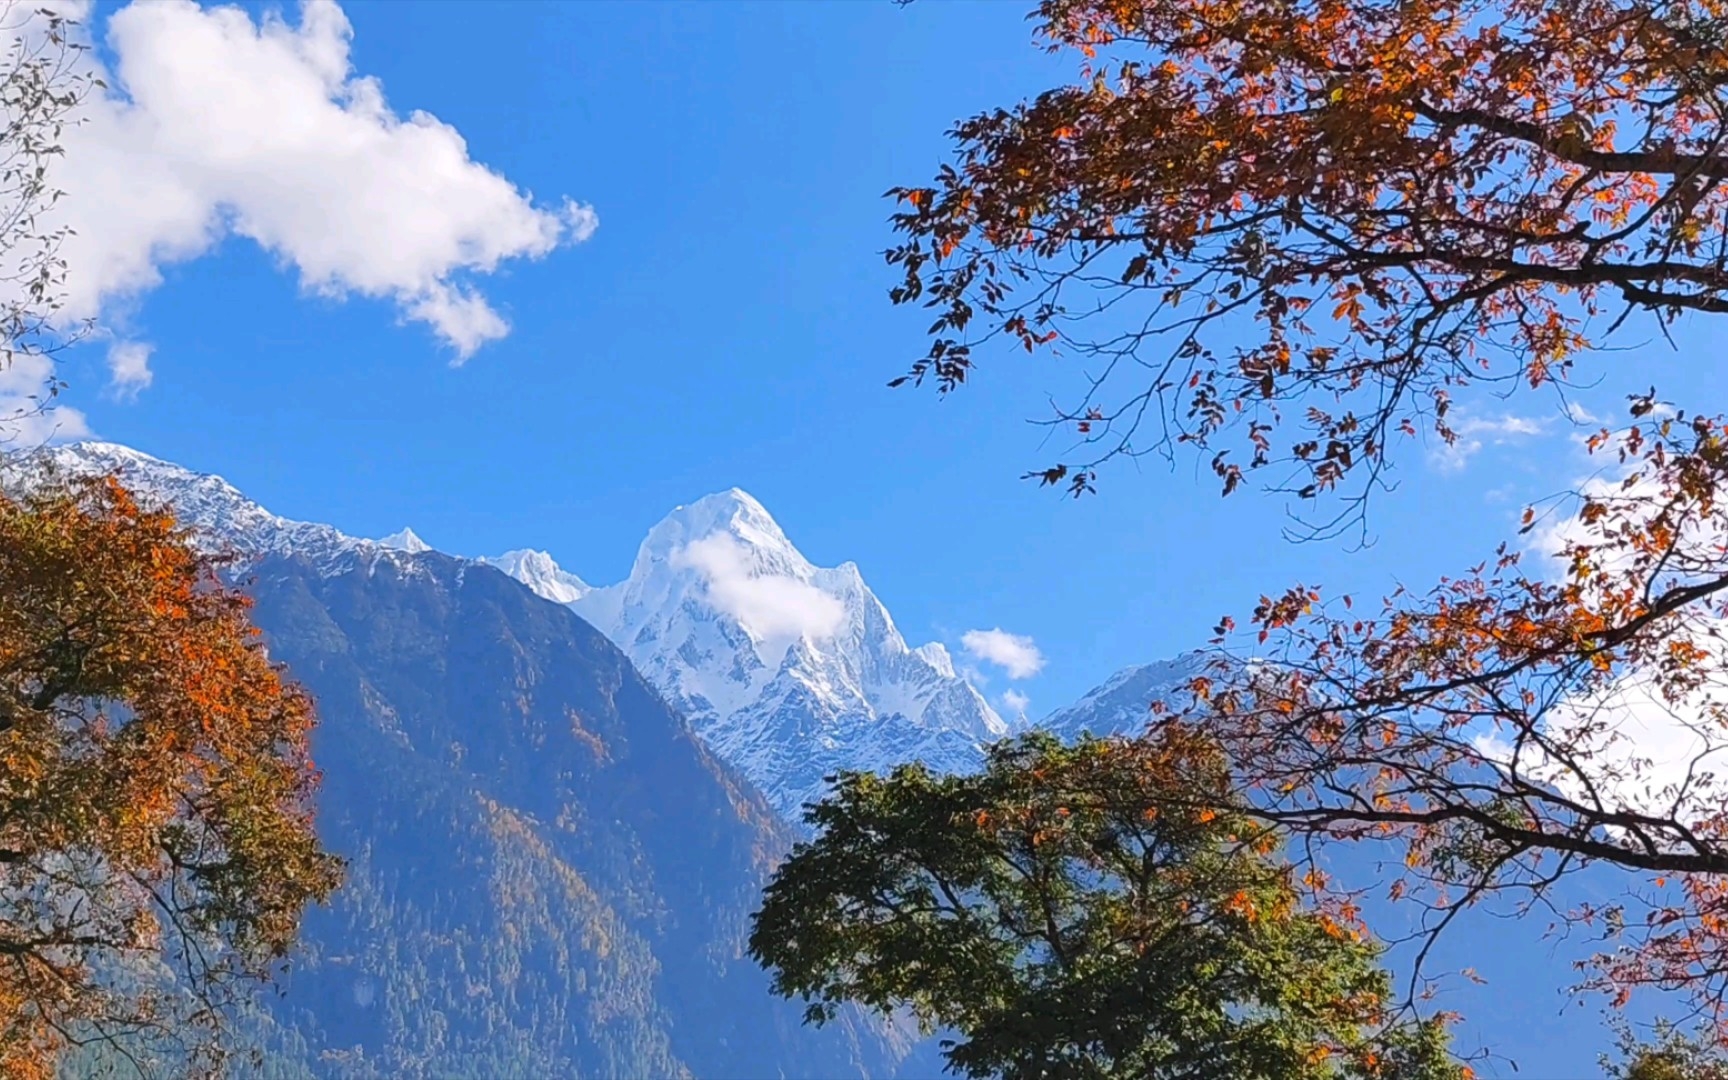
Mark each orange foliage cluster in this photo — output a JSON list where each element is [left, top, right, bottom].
[[1152, 405, 1728, 1020], [0, 474, 340, 1077], [889, 0, 1728, 525]]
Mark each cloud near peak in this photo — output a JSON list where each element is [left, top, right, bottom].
[[961, 628, 1045, 680], [673, 533, 846, 643], [104, 340, 154, 401]]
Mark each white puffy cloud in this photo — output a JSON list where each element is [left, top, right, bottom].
[[0, 0, 595, 434], [1429, 413, 1550, 472], [59, 0, 590, 358], [105, 340, 153, 399], [1001, 689, 1030, 719], [673, 533, 846, 643], [961, 628, 1045, 680]]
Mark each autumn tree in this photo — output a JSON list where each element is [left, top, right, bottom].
[[1101, 403, 1728, 1035], [0, 7, 345, 1074], [887, 0, 1728, 529], [749, 731, 1466, 1080], [0, 472, 341, 1077], [0, 2, 97, 442], [872, 0, 1728, 1039]]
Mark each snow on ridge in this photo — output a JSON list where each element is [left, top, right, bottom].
[[1034, 652, 1213, 741], [490, 487, 1009, 817], [3, 440, 422, 574], [912, 642, 958, 679], [13, 441, 1027, 821], [478, 549, 591, 604], [379, 527, 431, 554]]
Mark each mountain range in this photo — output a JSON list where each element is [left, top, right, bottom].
[[11, 442, 951, 1077], [16, 445, 1178, 774], [24, 443, 1171, 818], [9, 441, 1194, 1076]]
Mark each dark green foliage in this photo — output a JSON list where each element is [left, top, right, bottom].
[[750, 730, 1467, 1080]]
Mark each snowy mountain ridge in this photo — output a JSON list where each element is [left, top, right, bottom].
[[15, 441, 1008, 818], [3, 441, 422, 572], [1035, 652, 1213, 741], [497, 488, 1010, 817], [478, 548, 591, 604]]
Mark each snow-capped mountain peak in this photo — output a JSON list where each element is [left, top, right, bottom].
[[1035, 652, 1213, 741], [14, 441, 1012, 822], [379, 527, 431, 554], [634, 487, 803, 579], [666, 487, 781, 536], [478, 549, 591, 605], [494, 488, 1008, 817]]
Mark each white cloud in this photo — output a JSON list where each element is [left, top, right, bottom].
[[105, 340, 153, 400], [673, 533, 846, 642], [0, 0, 598, 432], [1430, 413, 1550, 472], [961, 628, 1045, 679], [0, 350, 87, 444], [1493, 444, 1728, 831], [1472, 669, 1728, 832], [1001, 689, 1030, 718], [0, 0, 596, 433], [62, 0, 591, 358]]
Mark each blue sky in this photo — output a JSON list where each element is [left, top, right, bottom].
[[34, 3, 1726, 1070]]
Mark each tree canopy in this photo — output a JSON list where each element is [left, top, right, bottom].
[[888, 0, 1728, 527], [749, 731, 1465, 1080], [0, 474, 341, 1077], [1603, 1016, 1728, 1080], [1145, 404, 1728, 1026], [870, 0, 1728, 1055]]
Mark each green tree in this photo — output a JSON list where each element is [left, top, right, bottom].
[[749, 730, 1465, 1080], [1601, 1017, 1728, 1080]]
